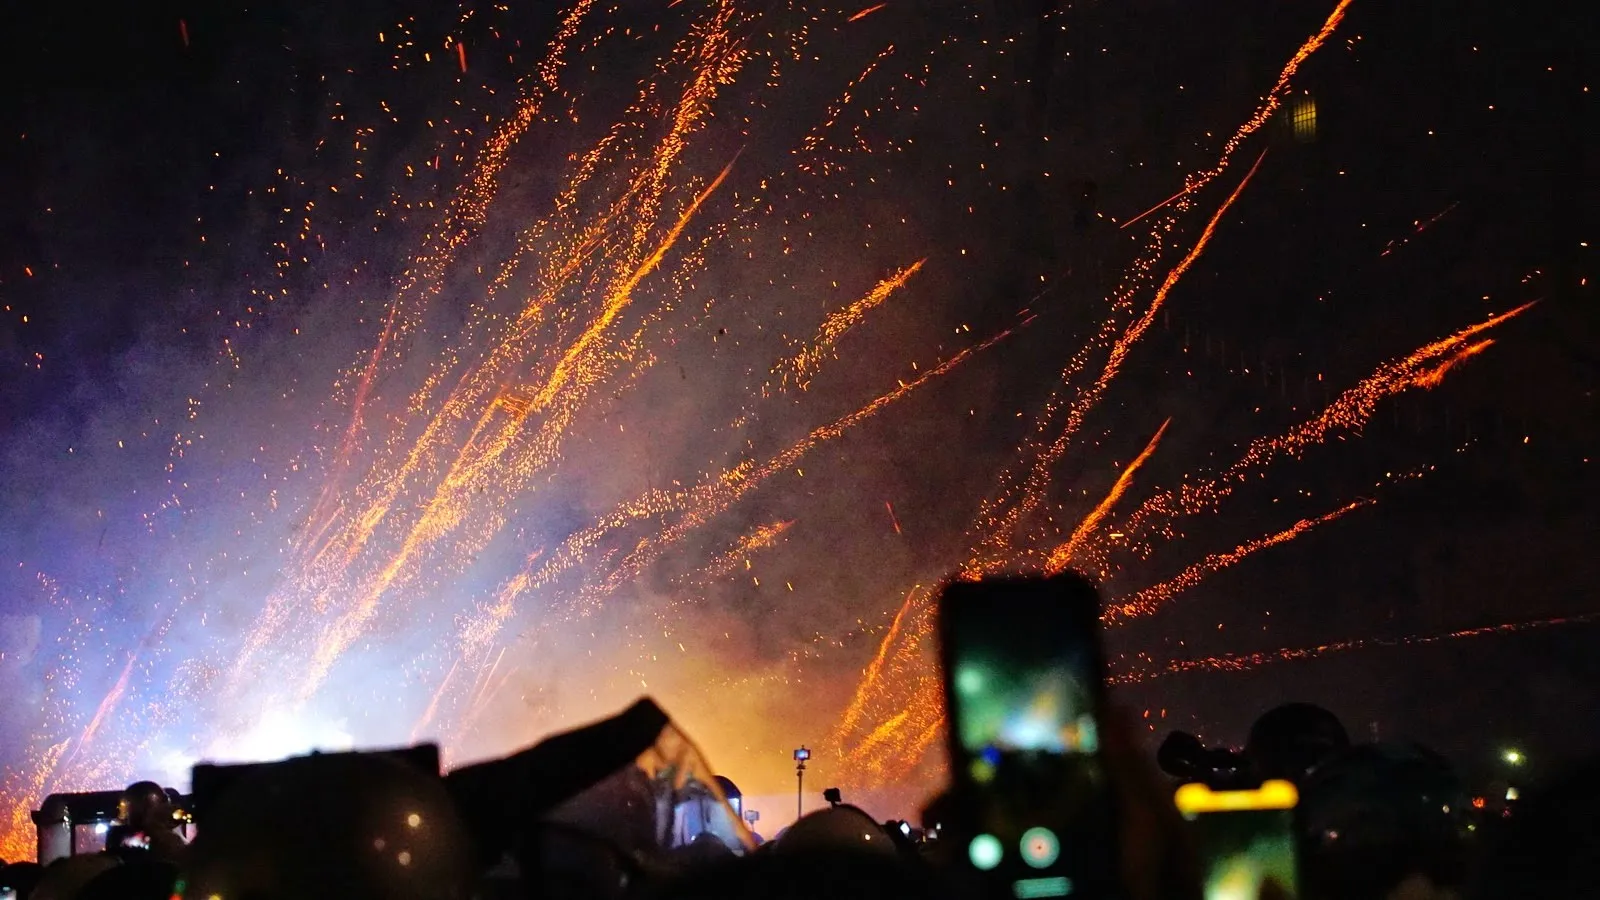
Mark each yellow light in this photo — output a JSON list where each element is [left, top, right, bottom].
[[406, 812, 422, 828], [1291, 96, 1317, 141], [1174, 779, 1298, 815]]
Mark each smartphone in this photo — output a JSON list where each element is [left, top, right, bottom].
[[1175, 780, 1300, 900], [939, 574, 1118, 899]]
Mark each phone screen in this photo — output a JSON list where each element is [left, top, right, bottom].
[[939, 575, 1116, 899], [943, 577, 1104, 765], [1176, 781, 1299, 900]]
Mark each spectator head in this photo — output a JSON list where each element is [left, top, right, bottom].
[[1247, 704, 1351, 782], [181, 751, 474, 900]]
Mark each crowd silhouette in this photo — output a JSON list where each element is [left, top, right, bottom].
[[0, 573, 1587, 900]]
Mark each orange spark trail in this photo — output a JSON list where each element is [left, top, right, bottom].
[[1381, 201, 1460, 256], [0, 740, 70, 860], [485, 323, 1025, 647], [847, 3, 888, 22], [1119, 185, 1192, 230], [1111, 613, 1600, 684], [1112, 304, 1534, 553], [410, 657, 460, 742], [442, 325, 1019, 725], [571, 325, 1027, 608], [1415, 338, 1494, 388], [973, 151, 1265, 570], [837, 586, 922, 741], [971, 0, 1354, 568], [1107, 500, 1373, 621], [298, 0, 600, 550], [677, 519, 795, 587], [1046, 418, 1170, 574], [885, 501, 902, 535], [783, 259, 924, 390], [1185, 0, 1354, 192], [532, 157, 737, 414], [299, 157, 739, 695]]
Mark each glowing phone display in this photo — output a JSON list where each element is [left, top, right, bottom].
[[1176, 780, 1300, 900]]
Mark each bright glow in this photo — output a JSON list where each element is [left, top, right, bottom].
[[1175, 779, 1299, 815], [1012, 876, 1073, 898], [1020, 827, 1060, 869], [1502, 749, 1525, 765], [406, 812, 422, 828], [1505, 787, 1519, 801], [955, 665, 985, 695], [93, 822, 109, 835], [200, 709, 355, 764], [969, 833, 1003, 871]]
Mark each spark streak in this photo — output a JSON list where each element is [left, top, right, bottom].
[[1112, 613, 1600, 684], [1106, 500, 1374, 622], [1046, 419, 1170, 574]]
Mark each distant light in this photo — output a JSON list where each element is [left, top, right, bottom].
[[94, 823, 109, 835], [1506, 787, 1520, 801], [397, 851, 412, 867], [1503, 749, 1525, 765], [968, 833, 1003, 871], [406, 813, 422, 828], [900, 821, 912, 836], [1289, 95, 1317, 142]]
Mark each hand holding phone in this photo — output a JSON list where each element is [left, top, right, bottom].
[[939, 573, 1120, 899]]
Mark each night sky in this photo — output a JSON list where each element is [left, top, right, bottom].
[[0, 0, 1594, 847]]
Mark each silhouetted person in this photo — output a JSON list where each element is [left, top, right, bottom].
[[1246, 703, 1351, 783]]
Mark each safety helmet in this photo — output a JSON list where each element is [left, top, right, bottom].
[[180, 751, 474, 900]]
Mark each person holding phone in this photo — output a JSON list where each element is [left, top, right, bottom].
[[937, 572, 1204, 900]]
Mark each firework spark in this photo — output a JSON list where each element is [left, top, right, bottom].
[[1111, 613, 1600, 685], [0, 0, 1562, 851], [1105, 499, 1375, 622]]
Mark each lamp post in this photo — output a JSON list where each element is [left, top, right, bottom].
[[793, 746, 810, 821]]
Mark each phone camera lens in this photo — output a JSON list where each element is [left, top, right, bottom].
[[968, 833, 1004, 871], [1020, 826, 1061, 869]]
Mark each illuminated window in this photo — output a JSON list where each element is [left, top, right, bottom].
[[1290, 95, 1317, 142]]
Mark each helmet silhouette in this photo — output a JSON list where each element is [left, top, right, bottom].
[[1246, 703, 1350, 781], [181, 751, 474, 900], [774, 805, 894, 857]]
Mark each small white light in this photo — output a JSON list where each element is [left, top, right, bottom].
[[1505, 787, 1520, 801], [93, 823, 109, 835]]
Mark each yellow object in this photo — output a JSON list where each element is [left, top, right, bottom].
[[1175, 780, 1298, 815]]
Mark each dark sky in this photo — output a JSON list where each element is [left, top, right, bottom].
[[0, 0, 1594, 835]]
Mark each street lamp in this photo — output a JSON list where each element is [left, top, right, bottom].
[[793, 747, 810, 820]]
